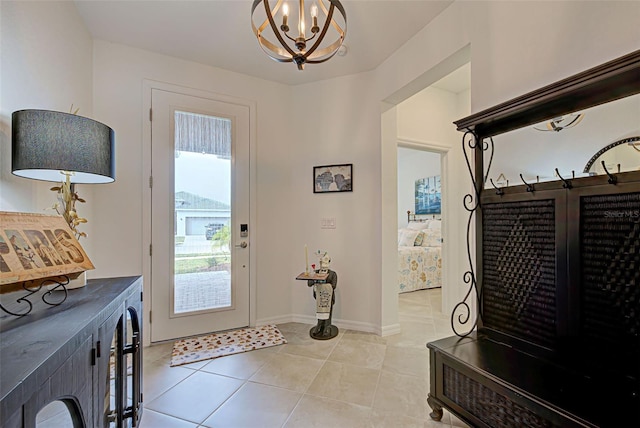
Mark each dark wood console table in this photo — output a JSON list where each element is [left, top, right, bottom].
[[0, 276, 143, 428]]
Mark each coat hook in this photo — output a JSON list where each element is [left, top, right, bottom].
[[490, 178, 504, 195], [555, 168, 572, 189], [519, 174, 534, 192], [601, 161, 617, 185]]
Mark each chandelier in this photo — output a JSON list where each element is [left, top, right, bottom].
[[251, 0, 347, 70]]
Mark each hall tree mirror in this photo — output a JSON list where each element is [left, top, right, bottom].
[[484, 92, 640, 188]]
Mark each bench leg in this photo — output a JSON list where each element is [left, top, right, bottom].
[[427, 394, 444, 421]]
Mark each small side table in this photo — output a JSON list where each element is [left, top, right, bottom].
[[295, 270, 339, 340]]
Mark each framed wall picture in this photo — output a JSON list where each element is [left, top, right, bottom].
[[415, 175, 441, 214], [313, 164, 353, 193]]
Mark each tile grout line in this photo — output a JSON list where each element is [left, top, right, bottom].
[[142, 290, 467, 428], [280, 327, 346, 427]]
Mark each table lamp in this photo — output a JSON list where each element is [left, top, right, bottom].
[[11, 109, 115, 285], [11, 109, 115, 211]]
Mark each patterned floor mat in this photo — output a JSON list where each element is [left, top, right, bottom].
[[170, 324, 287, 367]]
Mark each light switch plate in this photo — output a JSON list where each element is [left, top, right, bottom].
[[321, 217, 336, 229]]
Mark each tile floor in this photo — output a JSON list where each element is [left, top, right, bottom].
[[140, 288, 470, 428]]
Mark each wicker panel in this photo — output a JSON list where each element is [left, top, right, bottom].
[[443, 365, 560, 428], [483, 200, 557, 347], [581, 192, 640, 350]]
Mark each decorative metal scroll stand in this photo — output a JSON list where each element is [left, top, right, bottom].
[[0, 276, 69, 317], [450, 130, 494, 339], [428, 130, 491, 421]]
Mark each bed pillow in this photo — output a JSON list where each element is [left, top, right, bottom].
[[398, 228, 421, 247], [413, 232, 424, 246], [428, 219, 441, 230], [407, 221, 429, 230], [421, 228, 442, 247]]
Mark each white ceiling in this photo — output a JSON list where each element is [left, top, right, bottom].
[[74, 0, 454, 86]]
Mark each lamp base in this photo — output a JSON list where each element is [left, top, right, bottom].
[[67, 271, 87, 289], [46, 271, 87, 290]]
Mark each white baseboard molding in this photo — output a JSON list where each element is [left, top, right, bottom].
[[380, 323, 402, 337], [256, 314, 381, 336], [254, 314, 296, 326]]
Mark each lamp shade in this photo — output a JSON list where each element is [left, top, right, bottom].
[[12, 110, 115, 184]]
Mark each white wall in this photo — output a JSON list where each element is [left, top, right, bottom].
[[90, 42, 294, 335], [376, 0, 639, 330], [2, 0, 639, 339], [0, 1, 96, 257], [397, 148, 441, 228], [394, 85, 471, 316], [288, 71, 383, 331]]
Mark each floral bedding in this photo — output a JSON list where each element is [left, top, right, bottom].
[[398, 245, 442, 293], [398, 221, 443, 293]]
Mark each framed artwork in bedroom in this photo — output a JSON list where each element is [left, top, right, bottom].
[[313, 164, 352, 193], [415, 175, 441, 214]]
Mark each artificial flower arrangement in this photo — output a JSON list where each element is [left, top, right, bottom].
[[49, 176, 87, 240], [316, 250, 331, 272]]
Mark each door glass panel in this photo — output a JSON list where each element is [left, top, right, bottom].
[[124, 310, 133, 409], [174, 111, 232, 314], [123, 307, 141, 423], [105, 317, 122, 427]]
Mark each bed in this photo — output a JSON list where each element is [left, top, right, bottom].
[[398, 218, 442, 293]]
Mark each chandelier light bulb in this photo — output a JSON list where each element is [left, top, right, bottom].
[[281, 3, 289, 31], [310, 3, 319, 32]]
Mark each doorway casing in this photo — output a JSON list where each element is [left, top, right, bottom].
[[380, 45, 472, 336], [141, 80, 257, 347]]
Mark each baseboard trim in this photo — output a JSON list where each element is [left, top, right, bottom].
[[255, 315, 295, 326], [380, 323, 402, 337], [256, 314, 381, 336]]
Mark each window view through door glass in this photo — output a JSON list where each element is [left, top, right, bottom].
[[174, 111, 232, 314]]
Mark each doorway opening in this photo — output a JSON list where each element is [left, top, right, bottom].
[[142, 81, 256, 345], [397, 145, 445, 292], [396, 142, 450, 320], [382, 57, 470, 334]]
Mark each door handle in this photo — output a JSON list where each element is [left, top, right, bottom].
[[235, 242, 248, 248]]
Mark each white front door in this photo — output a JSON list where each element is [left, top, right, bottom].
[[150, 89, 250, 342]]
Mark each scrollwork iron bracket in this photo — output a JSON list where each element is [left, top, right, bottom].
[[0, 276, 69, 317], [451, 130, 492, 337]]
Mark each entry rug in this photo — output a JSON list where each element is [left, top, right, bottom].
[[170, 324, 287, 367]]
